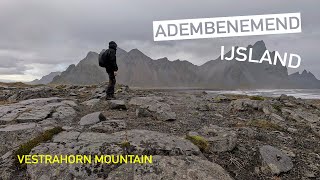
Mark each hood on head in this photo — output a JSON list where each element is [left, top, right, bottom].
[[109, 41, 117, 50]]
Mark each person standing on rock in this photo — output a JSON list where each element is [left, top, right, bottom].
[[99, 41, 118, 100]]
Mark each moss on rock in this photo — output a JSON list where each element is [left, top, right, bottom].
[[186, 135, 209, 152], [250, 96, 265, 101], [14, 127, 63, 168]]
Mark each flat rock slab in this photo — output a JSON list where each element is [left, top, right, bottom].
[[0, 123, 43, 156], [109, 100, 127, 110], [229, 99, 262, 111], [81, 99, 100, 107], [282, 108, 319, 123], [28, 130, 202, 179], [107, 155, 233, 180], [0, 123, 37, 132], [79, 112, 106, 126], [77, 130, 201, 156], [130, 97, 176, 121], [89, 120, 126, 133], [200, 125, 237, 152], [0, 97, 77, 124], [259, 145, 293, 175], [53, 131, 81, 143], [16, 106, 54, 123]]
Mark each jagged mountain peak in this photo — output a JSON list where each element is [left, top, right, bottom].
[[51, 40, 319, 89], [86, 51, 98, 58], [128, 48, 144, 55], [157, 57, 169, 61], [253, 40, 266, 49]]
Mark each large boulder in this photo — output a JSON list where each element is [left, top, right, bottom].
[[130, 97, 176, 121], [7, 86, 63, 101], [79, 112, 106, 126], [201, 125, 237, 152], [89, 120, 126, 133], [53, 131, 81, 143], [229, 99, 262, 111], [281, 108, 319, 123], [109, 100, 127, 110], [0, 123, 42, 156], [107, 155, 233, 180], [0, 98, 78, 156], [81, 99, 100, 107], [0, 97, 77, 124], [27, 130, 202, 179], [259, 145, 293, 175]]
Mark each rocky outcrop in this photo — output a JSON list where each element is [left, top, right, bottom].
[[259, 145, 293, 175], [89, 120, 126, 133], [0, 97, 78, 157], [107, 156, 233, 180], [79, 112, 106, 126], [201, 125, 237, 152], [130, 97, 176, 121], [26, 130, 203, 179], [0, 83, 319, 179], [109, 100, 127, 110]]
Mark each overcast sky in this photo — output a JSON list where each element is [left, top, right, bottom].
[[0, 0, 319, 82]]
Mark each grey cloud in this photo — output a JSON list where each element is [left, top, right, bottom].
[[0, 56, 30, 75], [0, 0, 319, 80]]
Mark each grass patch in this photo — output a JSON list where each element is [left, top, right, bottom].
[[55, 84, 67, 90], [119, 141, 131, 148], [0, 82, 43, 88], [186, 135, 209, 152], [247, 119, 283, 131], [14, 127, 63, 168], [249, 96, 265, 101], [271, 104, 282, 112]]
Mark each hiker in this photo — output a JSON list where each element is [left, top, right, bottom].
[[99, 41, 118, 100]]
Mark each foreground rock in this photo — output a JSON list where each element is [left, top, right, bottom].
[[89, 120, 126, 133], [202, 125, 237, 153], [79, 112, 106, 126], [81, 99, 100, 107], [259, 145, 293, 175], [229, 99, 273, 113], [27, 130, 202, 179], [0, 97, 78, 156], [107, 155, 233, 180], [188, 125, 237, 153], [109, 100, 127, 110], [130, 97, 176, 121], [0, 97, 77, 125]]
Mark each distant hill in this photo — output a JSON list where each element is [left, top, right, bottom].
[[50, 41, 320, 89], [289, 70, 320, 88], [29, 72, 61, 85]]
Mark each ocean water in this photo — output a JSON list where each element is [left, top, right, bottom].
[[207, 89, 320, 99]]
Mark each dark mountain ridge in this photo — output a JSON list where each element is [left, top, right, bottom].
[[50, 41, 320, 89]]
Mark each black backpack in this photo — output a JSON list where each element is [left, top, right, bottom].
[[98, 49, 109, 67]]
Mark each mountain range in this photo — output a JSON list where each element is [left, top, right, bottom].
[[29, 71, 61, 85], [32, 40, 320, 89]]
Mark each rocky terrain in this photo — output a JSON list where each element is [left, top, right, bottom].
[[0, 82, 319, 179]]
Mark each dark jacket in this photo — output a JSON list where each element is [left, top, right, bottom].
[[105, 41, 118, 72]]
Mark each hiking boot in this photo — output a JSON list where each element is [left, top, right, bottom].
[[106, 95, 116, 100]]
